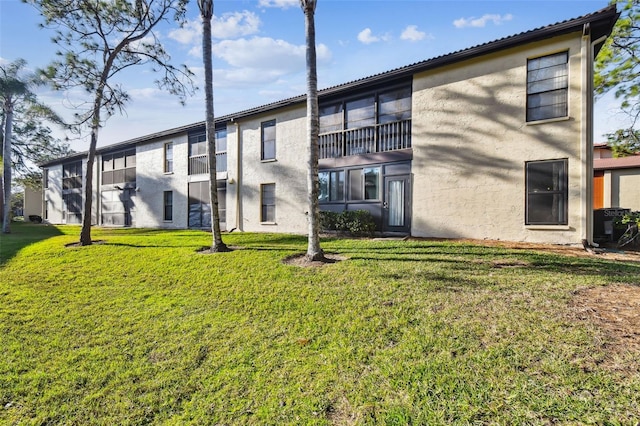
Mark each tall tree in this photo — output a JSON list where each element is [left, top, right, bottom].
[[300, 0, 324, 261], [198, 0, 229, 253], [26, 0, 195, 245], [595, 0, 640, 147], [605, 128, 640, 156], [1, 58, 64, 233]]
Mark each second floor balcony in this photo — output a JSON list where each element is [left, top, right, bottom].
[[318, 119, 411, 160], [189, 152, 228, 175]]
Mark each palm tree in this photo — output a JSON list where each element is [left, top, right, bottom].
[[300, 0, 324, 261], [198, 0, 229, 252]]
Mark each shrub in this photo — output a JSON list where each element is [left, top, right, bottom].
[[319, 211, 339, 231], [320, 210, 376, 236], [614, 211, 640, 229]]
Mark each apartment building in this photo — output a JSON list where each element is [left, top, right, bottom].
[[41, 6, 619, 245]]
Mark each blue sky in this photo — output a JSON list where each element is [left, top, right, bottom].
[[0, 0, 627, 151]]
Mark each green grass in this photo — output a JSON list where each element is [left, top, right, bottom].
[[1, 222, 639, 424]]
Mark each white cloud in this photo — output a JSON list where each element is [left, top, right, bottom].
[[257, 0, 299, 9], [168, 19, 200, 44], [214, 37, 303, 70], [212, 11, 261, 39], [207, 37, 331, 88], [129, 87, 162, 100], [358, 28, 380, 44], [168, 11, 261, 45], [453, 13, 513, 29], [400, 25, 430, 42]]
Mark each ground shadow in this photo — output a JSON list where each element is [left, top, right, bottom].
[[0, 222, 64, 266]]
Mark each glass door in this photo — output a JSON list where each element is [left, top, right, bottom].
[[383, 175, 410, 233]]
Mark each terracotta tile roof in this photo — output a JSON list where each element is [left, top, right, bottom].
[[594, 155, 640, 170]]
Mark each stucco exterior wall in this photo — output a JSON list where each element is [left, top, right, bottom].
[[609, 168, 640, 210], [411, 33, 586, 244], [134, 133, 190, 229], [233, 106, 310, 234], [43, 164, 63, 224], [23, 187, 42, 218]]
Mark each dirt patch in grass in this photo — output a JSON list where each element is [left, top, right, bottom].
[[570, 284, 640, 374], [282, 252, 346, 267], [416, 237, 640, 263]]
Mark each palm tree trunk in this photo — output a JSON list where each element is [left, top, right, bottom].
[[302, 0, 323, 261], [200, 0, 228, 252], [2, 98, 14, 234]]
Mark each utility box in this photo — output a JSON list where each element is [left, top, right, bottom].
[[594, 208, 630, 242]]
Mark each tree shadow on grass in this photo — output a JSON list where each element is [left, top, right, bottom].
[[0, 222, 64, 266]]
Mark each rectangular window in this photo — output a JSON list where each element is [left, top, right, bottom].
[[319, 170, 345, 202], [188, 131, 208, 175], [261, 120, 276, 160], [63, 192, 83, 224], [525, 159, 568, 225], [163, 191, 173, 221], [43, 169, 49, 189], [527, 51, 568, 122], [44, 200, 49, 220], [378, 86, 412, 124], [188, 181, 211, 228], [319, 103, 343, 134], [164, 142, 173, 173], [101, 149, 136, 185], [63, 161, 82, 190], [346, 96, 375, 129], [216, 128, 227, 172], [261, 183, 276, 222], [348, 167, 380, 201]]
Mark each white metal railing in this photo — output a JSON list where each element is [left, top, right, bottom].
[[318, 119, 411, 159], [189, 152, 227, 175]]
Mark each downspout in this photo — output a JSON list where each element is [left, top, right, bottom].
[[581, 21, 608, 245], [234, 120, 242, 231]]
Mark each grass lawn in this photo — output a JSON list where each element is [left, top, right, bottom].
[[1, 223, 639, 424]]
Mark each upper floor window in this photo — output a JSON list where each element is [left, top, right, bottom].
[[527, 51, 568, 122], [63, 161, 82, 190], [164, 142, 173, 173], [379, 86, 412, 124], [188, 128, 227, 174], [346, 95, 375, 130], [525, 159, 568, 225], [320, 85, 412, 133], [43, 169, 49, 189], [261, 120, 276, 161], [215, 128, 227, 172], [102, 149, 136, 185]]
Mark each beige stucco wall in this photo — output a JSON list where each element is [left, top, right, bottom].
[[607, 168, 640, 210], [23, 187, 42, 218], [411, 33, 588, 244], [230, 105, 310, 234]]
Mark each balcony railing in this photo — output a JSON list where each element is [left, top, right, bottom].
[[319, 119, 411, 159], [189, 152, 228, 175]]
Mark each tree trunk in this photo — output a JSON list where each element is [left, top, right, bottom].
[[201, 0, 228, 252], [79, 83, 106, 246], [303, 1, 323, 261], [2, 98, 14, 234], [79, 125, 98, 245]]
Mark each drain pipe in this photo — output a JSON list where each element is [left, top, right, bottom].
[[581, 22, 608, 246], [233, 120, 242, 231]]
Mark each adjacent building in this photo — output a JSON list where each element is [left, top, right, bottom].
[[41, 6, 619, 245]]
